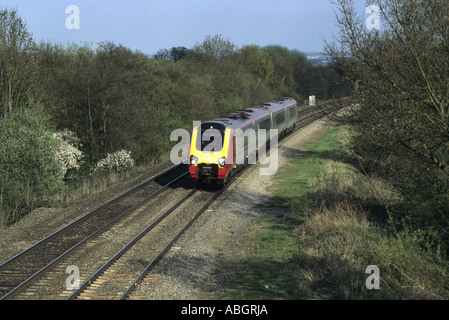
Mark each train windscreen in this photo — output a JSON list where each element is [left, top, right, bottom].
[[196, 122, 226, 152]]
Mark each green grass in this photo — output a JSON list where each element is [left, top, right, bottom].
[[224, 124, 351, 300], [224, 122, 449, 300], [269, 123, 350, 209], [224, 217, 308, 300]]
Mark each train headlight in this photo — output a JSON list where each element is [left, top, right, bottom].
[[217, 157, 226, 167], [190, 155, 198, 165]]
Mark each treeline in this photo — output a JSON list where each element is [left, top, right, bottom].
[[328, 0, 449, 253], [0, 8, 349, 226]]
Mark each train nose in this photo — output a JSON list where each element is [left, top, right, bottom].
[[204, 153, 214, 160]]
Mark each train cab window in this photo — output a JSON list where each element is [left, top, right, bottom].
[[275, 112, 285, 125], [196, 122, 226, 152]]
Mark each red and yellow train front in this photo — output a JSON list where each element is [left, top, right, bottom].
[[189, 122, 234, 185]]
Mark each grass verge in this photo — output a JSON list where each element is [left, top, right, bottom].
[[225, 123, 449, 300]]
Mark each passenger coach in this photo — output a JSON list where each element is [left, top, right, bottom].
[[189, 98, 298, 187]]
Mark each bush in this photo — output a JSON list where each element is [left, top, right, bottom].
[[0, 102, 64, 226], [53, 129, 84, 180], [96, 149, 135, 173], [291, 132, 449, 299]]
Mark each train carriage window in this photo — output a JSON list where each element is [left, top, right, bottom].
[[275, 112, 285, 125], [259, 119, 270, 131], [289, 107, 296, 118]]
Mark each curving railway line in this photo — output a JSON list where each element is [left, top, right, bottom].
[[0, 102, 338, 300]]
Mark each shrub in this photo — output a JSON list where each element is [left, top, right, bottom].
[[0, 103, 64, 226], [96, 149, 135, 173], [53, 129, 84, 180]]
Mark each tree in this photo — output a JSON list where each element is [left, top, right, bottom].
[[65, 43, 99, 160], [95, 41, 139, 153], [192, 34, 237, 60], [261, 45, 306, 96], [154, 47, 189, 62], [0, 100, 64, 226], [327, 0, 449, 243], [0, 8, 37, 116], [170, 46, 189, 62], [235, 45, 274, 88], [153, 48, 170, 60]]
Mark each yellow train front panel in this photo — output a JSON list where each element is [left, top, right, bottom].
[[189, 123, 233, 181]]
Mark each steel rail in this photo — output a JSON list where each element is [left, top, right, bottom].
[[0, 163, 183, 270], [0, 171, 188, 300], [66, 188, 197, 300], [119, 164, 246, 300]]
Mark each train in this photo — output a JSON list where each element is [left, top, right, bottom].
[[188, 97, 298, 187]]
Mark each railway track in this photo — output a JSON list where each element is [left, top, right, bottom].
[[0, 102, 337, 300], [66, 183, 230, 300], [0, 164, 190, 299]]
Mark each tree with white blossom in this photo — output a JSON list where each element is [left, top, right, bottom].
[[53, 129, 84, 180], [96, 149, 134, 173]]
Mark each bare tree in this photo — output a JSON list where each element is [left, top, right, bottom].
[[0, 8, 37, 116], [326, 0, 449, 241]]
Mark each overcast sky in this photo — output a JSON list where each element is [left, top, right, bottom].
[[1, 0, 369, 54]]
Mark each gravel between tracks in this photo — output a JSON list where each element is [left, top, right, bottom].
[[0, 117, 333, 300]]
